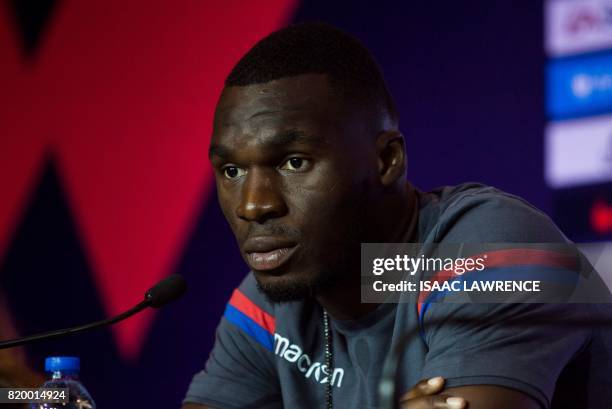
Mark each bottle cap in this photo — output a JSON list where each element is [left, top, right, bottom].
[[45, 356, 80, 373]]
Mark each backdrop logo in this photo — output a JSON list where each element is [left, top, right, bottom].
[[565, 5, 612, 34], [545, 114, 612, 189], [546, 0, 612, 56], [592, 199, 612, 233], [546, 52, 612, 119], [571, 73, 612, 99]]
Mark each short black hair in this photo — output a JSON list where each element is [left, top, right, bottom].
[[225, 22, 398, 125]]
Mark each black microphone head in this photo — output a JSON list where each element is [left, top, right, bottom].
[[145, 274, 187, 308]]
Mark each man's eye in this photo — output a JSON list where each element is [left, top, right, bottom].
[[280, 157, 310, 172], [222, 166, 246, 179]]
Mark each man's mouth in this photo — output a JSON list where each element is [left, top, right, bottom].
[[244, 245, 298, 271]]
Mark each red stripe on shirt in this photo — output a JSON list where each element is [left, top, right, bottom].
[[228, 289, 276, 334], [416, 248, 579, 316]]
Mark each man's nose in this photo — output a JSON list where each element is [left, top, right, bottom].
[[235, 168, 288, 223]]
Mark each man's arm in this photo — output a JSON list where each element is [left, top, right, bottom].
[[413, 190, 592, 408], [399, 378, 540, 409], [181, 383, 540, 409], [441, 385, 539, 409], [182, 377, 474, 409], [182, 385, 539, 409]]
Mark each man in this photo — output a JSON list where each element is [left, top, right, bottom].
[[183, 23, 611, 408]]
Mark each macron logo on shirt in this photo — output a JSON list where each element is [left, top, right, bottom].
[[224, 289, 345, 388], [274, 333, 345, 388]]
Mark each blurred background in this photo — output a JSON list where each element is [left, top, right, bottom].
[[1, 0, 612, 407]]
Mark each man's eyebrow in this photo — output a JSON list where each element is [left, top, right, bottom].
[[208, 144, 231, 160], [208, 129, 327, 159], [269, 129, 327, 147]]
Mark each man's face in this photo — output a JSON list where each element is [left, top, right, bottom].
[[210, 74, 379, 302]]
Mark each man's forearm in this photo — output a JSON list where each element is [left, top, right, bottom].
[[443, 385, 541, 409]]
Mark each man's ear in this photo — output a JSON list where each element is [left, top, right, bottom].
[[376, 130, 406, 186]]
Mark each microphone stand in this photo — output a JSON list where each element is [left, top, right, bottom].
[[0, 300, 150, 350], [0, 273, 187, 350], [378, 314, 612, 409]]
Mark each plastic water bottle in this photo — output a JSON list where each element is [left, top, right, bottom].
[[30, 356, 96, 409]]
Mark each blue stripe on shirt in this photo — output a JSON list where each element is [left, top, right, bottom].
[[224, 304, 275, 351]]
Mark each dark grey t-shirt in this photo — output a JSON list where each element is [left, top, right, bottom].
[[184, 183, 612, 409]]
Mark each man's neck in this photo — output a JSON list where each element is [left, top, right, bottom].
[[316, 182, 419, 320]]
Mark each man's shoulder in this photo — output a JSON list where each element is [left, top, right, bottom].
[[421, 182, 566, 243], [426, 183, 540, 216], [233, 272, 274, 314]]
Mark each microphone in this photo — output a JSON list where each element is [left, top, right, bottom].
[[0, 274, 187, 350], [145, 274, 187, 308]]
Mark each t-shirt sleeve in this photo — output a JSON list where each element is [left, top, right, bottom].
[[419, 190, 592, 408], [420, 302, 590, 408], [184, 274, 282, 409]]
